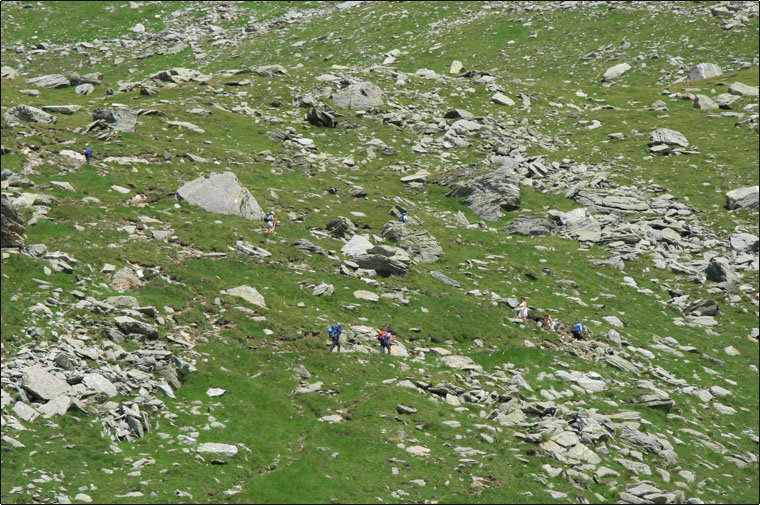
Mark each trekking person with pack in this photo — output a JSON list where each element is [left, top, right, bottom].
[[398, 211, 409, 223], [377, 329, 393, 354], [264, 210, 277, 233], [517, 297, 528, 322], [84, 146, 92, 164], [572, 321, 584, 340], [327, 323, 343, 352]]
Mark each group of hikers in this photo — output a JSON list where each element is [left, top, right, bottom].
[[326, 324, 394, 354], [516, 297, 586, 341]]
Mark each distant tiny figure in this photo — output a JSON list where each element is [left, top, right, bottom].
[[398, 211, 409, 223], [327, 323, 342, 352], [572, 321, 584, 340], [84, 146, 92, 164], [377, 329, 393, 354], [517, 297, 528, 321], [544, 314, 556, 331], [264, 210, 277, 233]]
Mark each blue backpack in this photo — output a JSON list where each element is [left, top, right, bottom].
[[572, 323, 583, 338], [399, 213, 407, 223]]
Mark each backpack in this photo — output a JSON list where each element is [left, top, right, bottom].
[[399, 214, 407, 223], [572, 323, 583, 338], [331, 324, 342, 336], [265, 212, 274, 222]]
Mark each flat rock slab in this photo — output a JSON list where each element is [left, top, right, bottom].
[[82, 373, 118, 397], [21, 366, 72, 401], [177, 172, 264, 220], [226, 285, 267, 309], [354, 290, 379, 302], [197, 443, 238, 457]]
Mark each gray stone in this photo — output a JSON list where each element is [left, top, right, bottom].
[[74, 83, 95, 96], [381, 221, 442, 263], [197, 443, 238, 458], [176, 172, 264, 220], [235, 240, 271, 258], [13, 401, 40, 422], [687, 63, 722, 81], [728, 82, 759, 97], [92, 107, 138, 132], [26, 73, 70, 88], [37, 395, 72, 418], [446, 171, 521, 221], [226, 285, 267, 309], [4, 104, 57, 124], [729, 232, 759, 253], [705, 259, 739, 285], [726, 186, 759, 210], [355, 245, 411, 276], [333, 82, 384, 109], [21, 366, 72, 401], [603, 62, 631, 81], [341, 234, 374, 257], [430, 270, 460, 288], [326, 216, 357, 238], [353, 290, 379, 302], [503, 216, 553, 236], [650, 128, 688, 149], [693, 95, 719, 110], [312, 283, 334, 296], [306, 108, 337, 128], [397, 404, 417, 414], [293, 238, 328, 256], [114, 316, 159, 339], [491, 92, 515, 106], [82, 373, 118, 397], [1, 194, 26, 247]]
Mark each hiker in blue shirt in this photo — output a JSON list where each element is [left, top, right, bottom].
[[572, 322, 584, 340], [84, 147, 92, 164], [398, 211, 409, 223], [328, 324, 342, 352]]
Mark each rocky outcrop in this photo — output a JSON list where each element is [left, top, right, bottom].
[[93, 107, 138, 132], [326, 216, 357, 238], [1, 194, 26, 247], [725, 186, 759, 210], [332, 81, 384, 109], [381, 221, 442, 263], [446, 170, 521, 221], [503, 215, 554, 236], [686, 62, 722, 81], [176, 172, 264, 220], [355, 245, 411, 276], [4, 105, 57, 124]]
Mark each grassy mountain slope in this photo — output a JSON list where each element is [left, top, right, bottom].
[[1, 2, 758, 504]]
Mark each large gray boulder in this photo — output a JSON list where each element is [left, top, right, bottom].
[[381, 221, 442, 263], [21, 366, 72, 401], [729, 232, 759, 253], [503, 215, 554, 236], [93, 107, 138, 132], [728, 82, 759, 97], [355, 245, 411, 276], [114, 316, 159, 339], [4, 105, 57, 124], [176, 172, 264, 220], [725, 186, 759, 210], [1, 194, 26, 247], [26, 73, 70, 88], [650, 128, 688, 148], [333, 81, 384, 110], [226, 285, 267, 309], [341, 234, 374, 257], [446, 171, 520, 221], [602, 63, 631, 81], [693, 95, 719, 110], [326, 216, 357, 238], [705, 259, 740, 286], [574, 189, 649, 216], [687, 63, 722, 81]]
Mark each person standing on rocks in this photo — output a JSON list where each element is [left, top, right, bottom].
[[378, 329, 393, 354], [328, 324, 343, 352], [544, 314, 556, 331], [517, 297, 528, 322], [572, 321, 584, 340], [84, 146, 92, 164], [265, 210, 277, 233]]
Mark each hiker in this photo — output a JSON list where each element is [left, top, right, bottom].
[[572, 321, 584, 340], [84, 146, 92, 164], [544, 314, 557, 331], [398, 211, 409, 223], [377, 329, 392, 354], [264, 210, 277, 233], [327, 323, 342, 352], [517, 297, 528, 321]]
